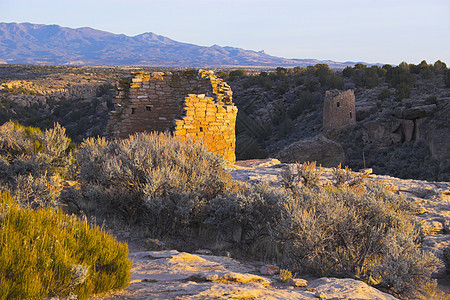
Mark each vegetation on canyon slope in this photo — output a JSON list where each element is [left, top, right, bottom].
[[225, 60, 449, 181], [0, 121, 441, 298], [1, 62, 449, 180]]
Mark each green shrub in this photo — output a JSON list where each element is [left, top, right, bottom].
[[0, 122, 73, 209], [288, 92, 316, 119], [342, 66, 354, 78], [72, 132, 233, 232], [304, 77, 321, 92], [274, 80, 290, 95], [395, 82, 411, 100], [281, 162, 323, 188], [322, 72, 345, 89], [95, 83, 114, 97], [378, 89, 391, 100], [229, 69, 247, 81], [386, 66, 416, 88], [433, 60, 447, 74], [0, 192, 131, 299], [374, 225, 442, 296], [307, 64, 344, 89], [445, 70, 450, 87], [352, 68, 380, 88], [331, 164, 366, 189], [0, 121, 42, 158]]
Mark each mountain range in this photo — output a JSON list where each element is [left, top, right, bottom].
[[0, 22, 359, 68]]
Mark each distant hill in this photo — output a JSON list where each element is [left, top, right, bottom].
[[0, 22, 360, 68]]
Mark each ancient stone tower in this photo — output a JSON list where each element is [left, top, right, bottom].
[[323, 89, 356, 130], [106, 70, 237, 162]]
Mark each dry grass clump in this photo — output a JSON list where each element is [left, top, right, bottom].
[[279, 269, 293, 283], [0, 192, 131, 299]]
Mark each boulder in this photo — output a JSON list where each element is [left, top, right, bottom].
[[308, 278, 398, 300], [362, 120, 391, 144], [415, 117, 427, 140], [429, 128, 450, 162], [403, 104, 436, 120], [194, 249, 212, 255], [390, 132, 402, 144], [401, 120, 414, 142], [276, 135, 345, 167], [145, 238, 166, 250], [393, 106, 405, 119], [286, 278, 308, 287], [260, 265, 279, 276], [356, 105, 376, 121]]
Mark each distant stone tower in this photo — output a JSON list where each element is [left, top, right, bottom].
[[323, 89, 356, 131]]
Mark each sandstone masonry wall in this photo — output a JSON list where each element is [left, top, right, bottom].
[[106, 70, 237, 162], [323, 89, 356, 130], [174, 94, 237, 162]]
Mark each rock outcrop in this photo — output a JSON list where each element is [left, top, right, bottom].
[[276, 135, 345, 167]]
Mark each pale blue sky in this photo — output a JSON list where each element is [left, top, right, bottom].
[[1, 0, 449, 65]]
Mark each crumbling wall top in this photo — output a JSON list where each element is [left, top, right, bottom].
[[117, 70, 233, 105]]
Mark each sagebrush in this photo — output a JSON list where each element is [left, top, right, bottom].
[[70, 132, 234, 232], [207, 164, 441, 297], [0, 121, 73, 207]]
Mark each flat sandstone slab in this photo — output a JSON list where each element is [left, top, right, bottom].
[[95, 250, 397, 300]]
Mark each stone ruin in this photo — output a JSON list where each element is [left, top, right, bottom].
[[106, 70, 237, 162], [323, 89, 356, 131]]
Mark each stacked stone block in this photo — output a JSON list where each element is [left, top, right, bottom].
[[174, 94, 237, 162], [323, 89, 356, 131], [106, 70, 237, 162]]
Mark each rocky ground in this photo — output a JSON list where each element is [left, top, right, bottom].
[[93, 159, 449, 299], [94, 249, 397, 300], [232, 159, 450, 278]]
